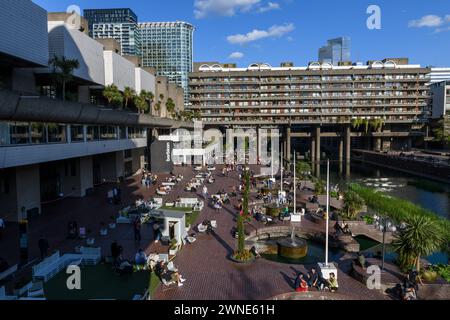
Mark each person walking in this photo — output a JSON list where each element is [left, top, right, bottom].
[[38, 236, 49, 260], [133, 216, 142, 242], [202, 185, 208, 200]]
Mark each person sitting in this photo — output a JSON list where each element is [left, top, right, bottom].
[[357, 252, 366, 269], [135, 249, 147, 266], [115, 254, 133, 274], [250, 246, 261, 258], [307, 268, 322, 290], [325, 273, 339, 293], [68, 221, 78, 239], [279, 207, 290, 221], [294, 273, 309, 292], [111, 240, 120, 263]]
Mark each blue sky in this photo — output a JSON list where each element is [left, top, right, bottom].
[[34, 0, 450, 67]]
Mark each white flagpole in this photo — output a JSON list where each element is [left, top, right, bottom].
[[280, 150, 283, 193], [325, 159, 330, 266], [293, 151, 297, 219]]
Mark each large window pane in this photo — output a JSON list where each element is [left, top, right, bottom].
[[30, 123, 45, 144], [70, 125, 84, 142], [86, 125, 99, 141], [47, 124, 67, 143], [10, 122, 29, 145], [100, 126, 117, 140]]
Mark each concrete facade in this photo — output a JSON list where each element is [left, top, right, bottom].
[[0, 0, 49, 66]]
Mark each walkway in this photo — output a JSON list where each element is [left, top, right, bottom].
[[153, 165, 388, 300]]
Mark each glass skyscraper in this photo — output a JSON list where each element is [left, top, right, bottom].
[[318, 37, 351, 65], [83, 8, 141, 56], [139, 22, 194, 105]]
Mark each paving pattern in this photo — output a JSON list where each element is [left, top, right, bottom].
[[0, 164, 396, 300], [153, 165, 389, 300]]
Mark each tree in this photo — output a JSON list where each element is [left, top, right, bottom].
[[433, 119, 450, 145], [342, 190, 365, 220], [166, 98, 176, 117], [296, 161, 311, 180], [123, 87, 136, 109], [49, 55, 79, 101], [134, 92, 149, 114], [103, 84, 123, 108], [144, 91, 155, 115], [392, 215, 445, 272], [235, 170, 251, 260], [313, 178, 326, 195]]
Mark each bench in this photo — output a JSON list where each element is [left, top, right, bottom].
[[162, 182, 176, 187], [0, 264, 18, 282], [32, 252, 83, 282], [175, 198, 204, 211]]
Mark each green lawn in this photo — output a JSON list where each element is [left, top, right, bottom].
[[44, 264, 150, 300]]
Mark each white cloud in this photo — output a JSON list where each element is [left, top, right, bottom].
[[228, 52, 245, 59], [408, 15, 443, 28], [194, 0, 260, 19], [258, 2, 280, 13], [227, 23, 295, 45], [446, 15, 450, 23]]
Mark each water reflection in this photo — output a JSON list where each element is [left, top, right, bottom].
[[318, 161, 450, 220]]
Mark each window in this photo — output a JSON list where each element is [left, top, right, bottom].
[[70, 125, 84, 142], [47, 124, 67, 143], [30, 123, 45, 144], [100, 126, 117, 140], [10, 122, 29, 145]]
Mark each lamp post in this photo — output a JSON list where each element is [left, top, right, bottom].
[[325, 159, 330, 266], [374, 215, 396, 271]]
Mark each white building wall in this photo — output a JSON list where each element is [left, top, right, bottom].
[[104, 50, 136, 91], [48, 21, 105, 85], [135, 68, 156, 94], [0, 138, 148, 169], [0, 0, 49, 66]]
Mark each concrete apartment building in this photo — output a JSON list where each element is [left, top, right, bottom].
[[0, 1, 188, 222], [188, 59, 430, 163]]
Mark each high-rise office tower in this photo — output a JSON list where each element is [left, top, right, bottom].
[[318, 37, 351, 65], [139, 21, 194, 105], [83, 8, 141, 56]]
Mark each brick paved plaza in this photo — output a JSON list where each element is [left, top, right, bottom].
[[0, 164, 422, 300]]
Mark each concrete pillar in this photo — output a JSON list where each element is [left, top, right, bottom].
[[59, 157, 93, 198], [375, 137, 382, 152], [131, 148, 146, 174], [15, 165, 41, 221], [311, 137, 316, 164], [315, 126, 321, 163], [286, 127, 291, 161], [345, 125, 351, 163], [339, 137, 344, 162]]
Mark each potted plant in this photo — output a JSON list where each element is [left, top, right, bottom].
[[169, 239, 179, 256]]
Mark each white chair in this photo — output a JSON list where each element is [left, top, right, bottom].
[[210, 221, 217, 229], [167, 262, 178, 272], [197, 224, 207, 233]]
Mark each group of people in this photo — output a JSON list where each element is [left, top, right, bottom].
[[388, 270, 421, 300], [154, 260, 187, 287], [294, 268, 339, 293], [107, 186, 122, 205], [141, 171, 158, 188]]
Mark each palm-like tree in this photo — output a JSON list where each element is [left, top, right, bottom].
[[123, 87, 136, 109], [103, 84, 123, 108], [393, 215, 445, 272], [49, 55, 79, 101], [342, 190, 365, 220], [134, 91, 150, 114], [166, 98, 176, 118]]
